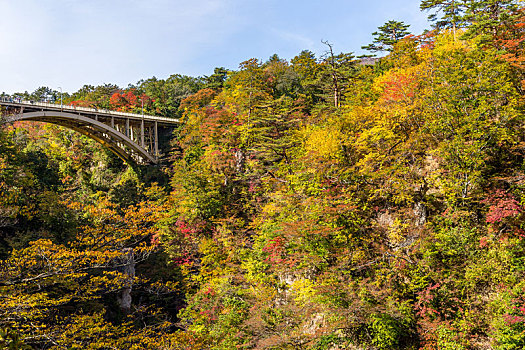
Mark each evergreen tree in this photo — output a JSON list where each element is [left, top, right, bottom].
[[320, 41, 357, 107], [463, 0, 520, 42], [204, 67, 229, 90], [361, 20, 411, 54], [420, 0, 467, 37]]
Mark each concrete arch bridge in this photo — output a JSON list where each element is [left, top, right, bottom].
[[0, 99, 179, 164]]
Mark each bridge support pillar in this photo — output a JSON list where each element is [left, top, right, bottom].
[[154, 121, 158, 160], [125, 118, 130, 138], [141, 119, 144, 148]]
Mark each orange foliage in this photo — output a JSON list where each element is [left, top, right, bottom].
[[380, 71, 417, 103], [498, 8, 525, 89], [109, 89, 152, 112]]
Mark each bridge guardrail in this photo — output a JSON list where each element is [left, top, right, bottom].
[[0, 98, 179, 124]]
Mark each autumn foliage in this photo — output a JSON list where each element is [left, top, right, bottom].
[[1, 3, 525, 349]]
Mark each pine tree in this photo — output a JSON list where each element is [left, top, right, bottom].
[[361, 20, 411, 54], [463, 0, 520, 42], [320, 41, 357, 107], [420, 0, 467, 38]]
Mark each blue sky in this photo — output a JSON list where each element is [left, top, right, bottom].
[[0, 0, 430, 94]]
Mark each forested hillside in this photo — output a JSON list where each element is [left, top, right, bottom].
[[1, 1, 524, 349]]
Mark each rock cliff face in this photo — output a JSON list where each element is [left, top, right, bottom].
[[117, 248, 135, 312]]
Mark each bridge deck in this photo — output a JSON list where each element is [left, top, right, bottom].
[[0, 99, 179, 125]]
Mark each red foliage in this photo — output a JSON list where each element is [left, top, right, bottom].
[[8, 121, 47, 138], [413, 30, 437, 50], [165, 218, 206, 266], [504, 295, 525, 326], [479, 236, 489, 248], [482, 189, 522, 224], [69, 100, 95, 107], [416, 283, 441, 319], [415, 282, 464, 349], [262, 236, 286, 265], [176, 218, 205, 239], [380, 71, 417, 103], [199, 107, 237, 144], [203, 287, 216, 296], [180, 88, 217, 110], [109, 92, 126, 109], [248, 181, 258, 193], [109, 89, 152, 112], [497, 8, 525, 88], [173, 251, 192, 266]]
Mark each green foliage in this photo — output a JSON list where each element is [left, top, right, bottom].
[[420, 0, 467, 32], [490, 281, 525, 349], [362, 20, 412, 54], [463, 0, 521, 43], [318, 42, 358, 107], [370, 313, 404, 349], [204, 67, 229, 90]]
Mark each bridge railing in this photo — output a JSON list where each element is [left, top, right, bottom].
[[0, 98, 179, 124]]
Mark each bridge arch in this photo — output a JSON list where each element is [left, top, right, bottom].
[[3, 111, 157, 164]]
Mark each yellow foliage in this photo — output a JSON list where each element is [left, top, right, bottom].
[[387, 218, 410, 246], [291, 278, 318, 306], [303, 125, 343, 160], [432, 29, 470, 57]]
